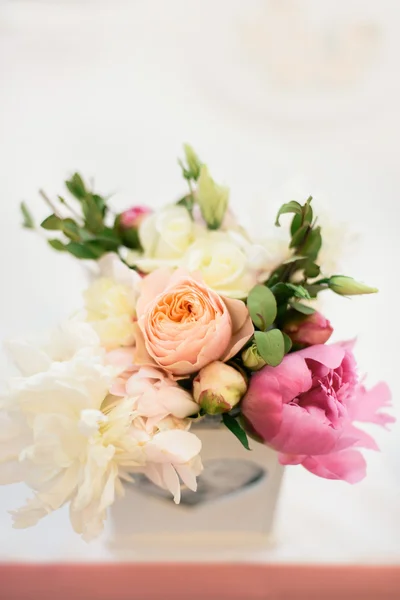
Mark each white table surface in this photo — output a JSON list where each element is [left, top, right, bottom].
[[0, 0, 399, 563]]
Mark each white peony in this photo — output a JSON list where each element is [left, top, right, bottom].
[[0, 322, 203, 539], [83, 254, 141, 350]]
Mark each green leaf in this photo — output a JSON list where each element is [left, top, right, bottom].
[[20, 202, 35, 229], [82, 195, 104, 233], [48, 239, 66, 251], [222, 413, 251, 450], [289, 302, 316, 315], [41, 214, 63, 231], [91, 194, 107, 217], [254, 329, 285, 367], [271, 282, 294, 304], [301, 226, 322, 261], [290, 224, 309, 248], [275, 201, 302, 227], [285, 284, 311, 300], [283, 332, 293, 353], [247, 285, 277, 331], [62, 218, 81, 242], [65, 242, 105, 260], [304, 262, 320, 278], [65, 173, 86, 200]]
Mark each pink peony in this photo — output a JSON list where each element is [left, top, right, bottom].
[[283, 310, 333, 347], [135, 268, 254, 376], [242, 343, 394, 483]]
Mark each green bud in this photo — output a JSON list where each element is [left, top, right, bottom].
[[329, 275, 378, 296], [241, 343, 267, 371], [196, 165, 229, 230], [183, 144, 202, 180]]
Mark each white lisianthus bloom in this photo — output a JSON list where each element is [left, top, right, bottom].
[[133, 205, 205, 272], [0, 323, 203, 538], [84, 254, 141, 350], [182, 230, 270, 299]]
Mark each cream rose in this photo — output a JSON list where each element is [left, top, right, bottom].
[[135, 205, 204, 272], [135, 269, 254, 376], [182, 230, 270, 299]]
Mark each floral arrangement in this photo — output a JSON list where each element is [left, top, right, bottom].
[[1, 145, 394, 541]]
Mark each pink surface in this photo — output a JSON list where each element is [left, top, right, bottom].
[[0, 564, 399, 599]]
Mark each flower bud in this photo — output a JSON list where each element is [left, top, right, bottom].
[[196, 165, 229, 230], [119, 206, 151, 230], [329, 276, 378, 296], [283, 310, 333, 347], [193, 361, 247, 415], [117, 206, 152, 250], [183, 144, 202, 180], [241, 343, 267, 371]]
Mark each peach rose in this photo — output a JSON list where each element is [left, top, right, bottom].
[[135, 269, 254, 376]]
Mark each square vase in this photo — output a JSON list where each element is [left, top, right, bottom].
[[109, 421, 284, 556]]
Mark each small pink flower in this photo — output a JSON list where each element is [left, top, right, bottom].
[[283, 310, 333, 347], [135, 268, 254, 377], [242, 343, 394, 483], [120, 205, 151, 229]]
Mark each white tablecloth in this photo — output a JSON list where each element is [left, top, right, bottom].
[[0, 0, 399, 563]]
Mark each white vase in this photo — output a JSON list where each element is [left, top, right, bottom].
[[109, 419, 284, 557]]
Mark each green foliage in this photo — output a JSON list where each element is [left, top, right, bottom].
[[20, 202, 35, 229], [254, 329, 285, 367], [222, 413, 251, 450], [247, 285, 277, 331]]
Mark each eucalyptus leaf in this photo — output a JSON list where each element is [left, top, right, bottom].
[[247, 285, 277, 330], [222, 413, 251, 450], [283, 332, 293, 353], [41, 214, 63, 231], [20, 202, 34, 229], [254, 329, 285, 367], [275, 201, 302, 227], [289, 302, 316, 315]]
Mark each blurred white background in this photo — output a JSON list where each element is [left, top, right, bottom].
[[0, 0, 399, 562]]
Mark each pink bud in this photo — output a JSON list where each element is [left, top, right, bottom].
[[119, 206, 151, 229], [283, 310, 333, 347]]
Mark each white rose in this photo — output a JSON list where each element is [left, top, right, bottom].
[[135, 205, 204, 272], [182, 230, 267, 299]]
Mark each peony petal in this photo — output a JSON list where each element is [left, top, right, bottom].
[[271, 403, 340, 455], [298, 343, 345, 369], [145, 430, 202, 464], [160, 463, 181, 504], [241, 374, 283, 442], [300, 450, 367, 484], [349, 382, 395, 428]]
